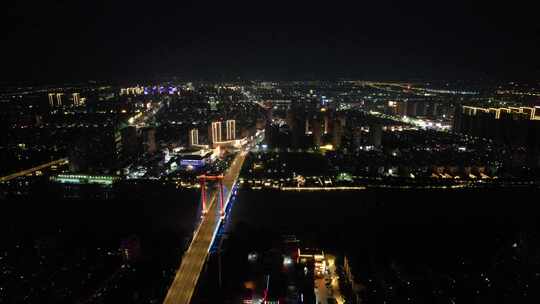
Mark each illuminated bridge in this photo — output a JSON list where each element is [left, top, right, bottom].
[[163, 151, 247, 304]]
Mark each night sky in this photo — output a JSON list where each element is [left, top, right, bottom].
[[3, 0, 539, 83]]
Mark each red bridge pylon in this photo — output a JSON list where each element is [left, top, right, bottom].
[[198, 175, 225, 218]]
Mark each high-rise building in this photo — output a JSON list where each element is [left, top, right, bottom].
[[114, 128, 123, 161], [416, 101, 427, 116], [68, 127, 123, 173], [454, 105, 540, 165], [407, 101, 418, 117], [305, 118, 311, 135], [35, 115, 43, 127], [226, 119, 236, 140], [121, 126, 140, 158], [189, 129, 199, 146], [312, 117, 322, 147], [286, 110, 294, 129], [352, 127, 363, 149], [324, 115, 329, 134], [332, 117, 344, 149], [396, 101, 407, 116], [143, 127, 157, 154], [264, 120, 280, 148], [56, 93, 64, 107], [432, 103, 439, 117], [72, 93, 80, 106], [287, 110, 302, 148], [210, 121, 222, 144], [48, 93, 55, 107], [369, 123, 382, 147], [264, 104, 273, 123]]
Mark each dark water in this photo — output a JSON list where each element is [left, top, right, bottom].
[[0, 184, 201, 303], [1, 187, 200, 250], [3, 185, 540, 303], [230, 188, 540, 302], [231, 188, 540, 248]]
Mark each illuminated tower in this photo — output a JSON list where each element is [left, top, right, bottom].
[[48, 93, 55, 107], [305, 118, 311, 134], [226, 119, 236, 140], [211, 121, 222, 143], [72, 93, 80, 106], [56, 93, 64, 107], [189, 129, 199, 146], [324, 115, 329, 134]]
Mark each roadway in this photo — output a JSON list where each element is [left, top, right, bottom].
[[0, 158, 69, 183], [315, 254, 345, 304], [163, 151, 247, 304]]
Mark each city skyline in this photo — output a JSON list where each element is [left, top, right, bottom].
[[2, 1, 540, 303], [2, 79, 540, 303]]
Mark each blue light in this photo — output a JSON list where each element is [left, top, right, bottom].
[[180, 159, 205, 167]]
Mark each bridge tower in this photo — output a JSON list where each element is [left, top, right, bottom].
[[218, 178, 225, 218], [198, 175, 226, 219], [199, 176, 208, 215]]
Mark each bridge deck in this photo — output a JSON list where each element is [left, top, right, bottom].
[[163, 152, 246, 304]]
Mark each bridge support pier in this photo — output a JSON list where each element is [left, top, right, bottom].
[[199, 178, 207, 215], [219, 179, 225, 219]]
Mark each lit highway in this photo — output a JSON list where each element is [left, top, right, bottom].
[[0, 158, 69, 183], [163, 151, 246, 304], [314, 254, 345, 304]]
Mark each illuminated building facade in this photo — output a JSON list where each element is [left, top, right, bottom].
[[51, 174, 119, 199], [454, 105, 540, 164], [210, 121, 222, 143], [48, 93, 55, 107], [179, 149, 213, 168], [142, 127, 157, 154], [396, 101, 407, 116], [49, 92, 84, 107], [51, 174, 119, 185], [284, 105, 345, 149], [120, 86, 144, 95], [312, 117, 322, 146], [56, 93, 63, 106], [324, 116, 329, 134], [48, 92, 64, 107], [72, 93, 80, 106], [304, 118, 311, 135], [226, 119, 236, 140], [189, 129, 199, 146]]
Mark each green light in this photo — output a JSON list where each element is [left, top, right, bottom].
[[52, 174, 118, 185], [336, 172, 353, 182]]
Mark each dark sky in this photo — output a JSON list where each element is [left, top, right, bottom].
[[2, 0, 539, 83]]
